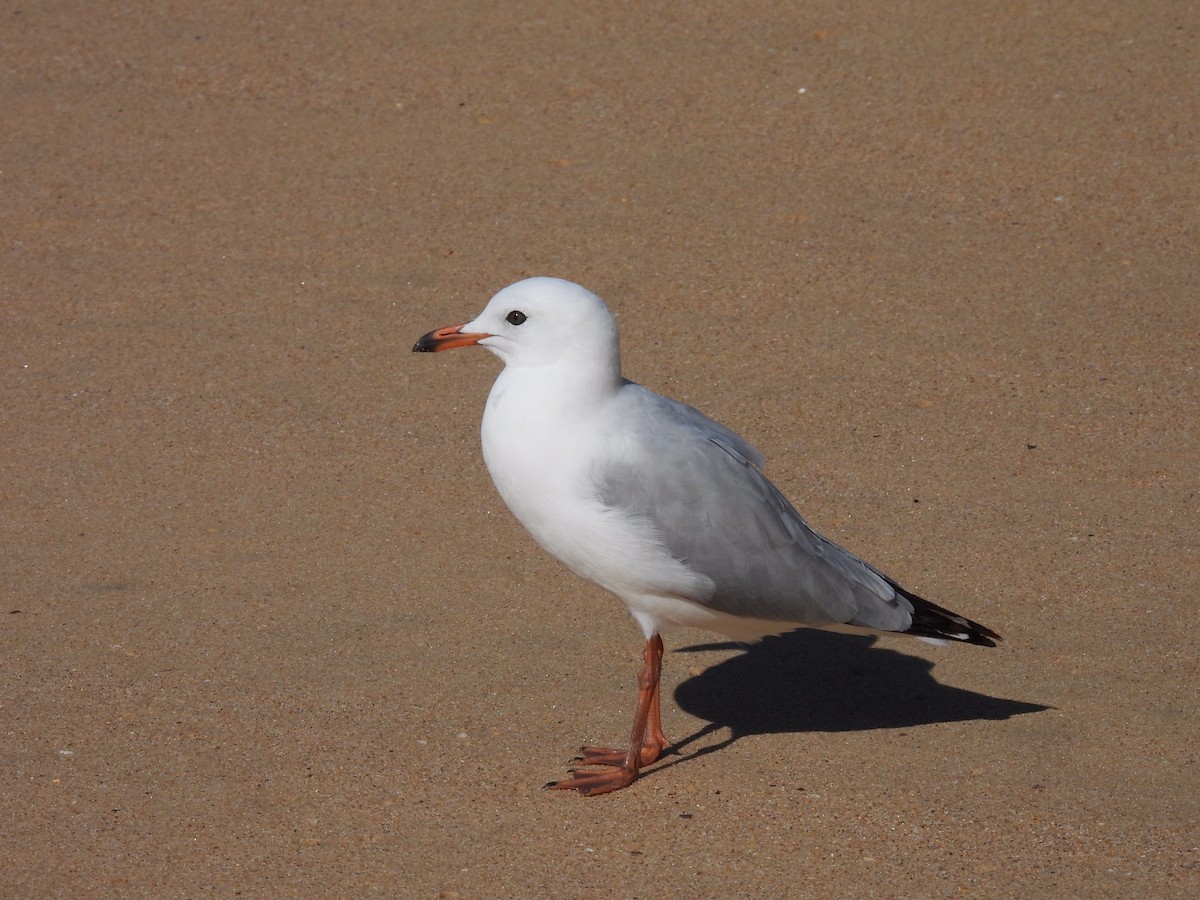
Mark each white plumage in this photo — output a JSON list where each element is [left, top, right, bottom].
[[414, 276, 999, 795]]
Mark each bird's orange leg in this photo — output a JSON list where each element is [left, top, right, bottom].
[[573, 647, 670, 768], [546, 634, 668, 796]]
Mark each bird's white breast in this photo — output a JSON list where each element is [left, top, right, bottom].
[[479, 368, 709, 622]]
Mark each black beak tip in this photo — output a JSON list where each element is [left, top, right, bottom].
[[412, 332, 436, 353]]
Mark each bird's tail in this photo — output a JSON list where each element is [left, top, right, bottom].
[[890, 580, 1001, 647]]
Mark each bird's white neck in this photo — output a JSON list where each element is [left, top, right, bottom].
[[484, 361, 621, 438], [478, 359, 621, 515]]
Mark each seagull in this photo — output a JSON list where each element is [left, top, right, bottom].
[[413, 277, 1000, 796]]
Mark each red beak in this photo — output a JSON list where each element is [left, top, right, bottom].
[[412, 324, 491, 353]]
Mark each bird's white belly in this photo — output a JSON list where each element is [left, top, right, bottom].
[[480, 425, 868, 641], [480, 383, 713, 633]]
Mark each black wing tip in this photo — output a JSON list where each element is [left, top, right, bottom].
[[892, 582, 1002, 647], [907, 618, 1002, 647]]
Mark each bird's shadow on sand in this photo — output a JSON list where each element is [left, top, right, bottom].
[[659, 630, 1049, 770]]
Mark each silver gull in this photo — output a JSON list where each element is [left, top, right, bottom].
[[413, 277, 1000, 796]]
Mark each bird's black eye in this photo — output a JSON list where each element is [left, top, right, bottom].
[[506, 310, 527, 326]]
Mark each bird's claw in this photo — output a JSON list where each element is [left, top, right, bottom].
[[574, 743, 664, 767], [545, 765, 638, 796]]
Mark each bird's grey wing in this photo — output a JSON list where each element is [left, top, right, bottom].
[[594, 386, 914, 631]]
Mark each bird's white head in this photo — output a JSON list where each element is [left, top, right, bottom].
[[414, 277, 622, 378]]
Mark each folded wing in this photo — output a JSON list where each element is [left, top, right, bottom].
[[594, 385, 915, 633]]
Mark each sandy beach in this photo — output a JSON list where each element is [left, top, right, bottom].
[[3, 2, 1196, 896]]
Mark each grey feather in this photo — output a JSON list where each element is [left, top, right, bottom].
[[594, 383, 914, 632]]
